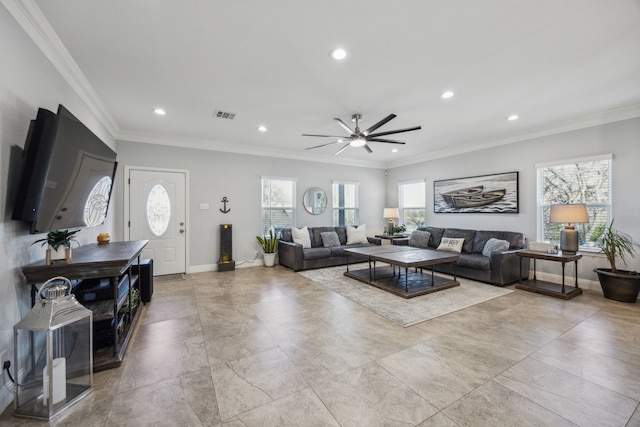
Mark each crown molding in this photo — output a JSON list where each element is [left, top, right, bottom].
[[3, 0, 119, 137], [117, 132, 387, 169], [386, 104, 640, 169]]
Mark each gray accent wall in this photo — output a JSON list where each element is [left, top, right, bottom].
[[114, 142, 387, 270], [386, 117, 640, 288]]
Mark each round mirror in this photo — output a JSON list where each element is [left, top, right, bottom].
[[303, 187, 327, 215]]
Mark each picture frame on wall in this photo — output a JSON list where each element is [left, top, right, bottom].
[[434, 171, 519, 213]]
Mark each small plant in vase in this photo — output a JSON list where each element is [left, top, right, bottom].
[[256, 228, 278, 267], [392, 224, 407, 235], [33, 229, 80, 264]]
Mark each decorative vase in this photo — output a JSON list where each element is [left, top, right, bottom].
[[263, 253, 276, 267], [594, 268, 640, 303]]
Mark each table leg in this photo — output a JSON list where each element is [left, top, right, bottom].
[[405, 266, 408, 292], [519, 257, 523, 283], [533, 259, 537, 281], [561, 262, 566, 294], [574, 260, 579, 288]]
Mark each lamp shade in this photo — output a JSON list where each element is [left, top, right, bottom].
[[549, 204, 588, 224], [383, 208, 399, 219]]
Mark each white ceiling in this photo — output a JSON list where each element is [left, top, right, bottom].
[[11, 0, 640, 168]]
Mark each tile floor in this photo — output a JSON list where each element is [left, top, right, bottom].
[[2, 266, 640, 426]]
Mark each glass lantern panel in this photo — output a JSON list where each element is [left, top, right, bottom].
[[146, 184, 171, 236], [14, 318, 93, 419]]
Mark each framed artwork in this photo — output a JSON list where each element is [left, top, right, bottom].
[[434, 171, 519, 213]]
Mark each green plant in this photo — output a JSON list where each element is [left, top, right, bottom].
[[32, 229, 81, 251], [257, 229, 278, 253], [596, 220, 639, 273], [392, 224, 406, 234]]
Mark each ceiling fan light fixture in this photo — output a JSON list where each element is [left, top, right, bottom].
[[440, 91, 454, 99], [350, 137, 366, 147]]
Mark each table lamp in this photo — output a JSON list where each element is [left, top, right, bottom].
[[549, 203, 588, 254], [383, 208, 400, 235]]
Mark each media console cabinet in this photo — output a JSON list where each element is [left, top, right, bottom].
[[22, 240, 148, 371]]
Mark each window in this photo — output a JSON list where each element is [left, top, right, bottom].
[[536, 155, 612, 249], [261, 177, 296, 235], [332, 181, 359, 226], [398, 180, 426, 231]]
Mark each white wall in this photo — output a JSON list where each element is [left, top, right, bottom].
[[0, 5, 115, 412], [386, 117, 640, 289], [114, 142, 387, 270]]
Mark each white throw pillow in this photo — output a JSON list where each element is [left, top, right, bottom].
[[291, 226, 311, 248], [437, 237, 464, 253], [346, 224, 368, 244]]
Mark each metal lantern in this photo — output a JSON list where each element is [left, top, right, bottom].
[[13, 276, 93, 420]]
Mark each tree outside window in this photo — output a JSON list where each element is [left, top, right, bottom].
[[261, 177, 296, 235], [537, 156, 611, 249]]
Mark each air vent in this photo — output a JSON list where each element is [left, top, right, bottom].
[[214, 110, 236, 120]]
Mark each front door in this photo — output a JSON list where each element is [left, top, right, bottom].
[[127, 168, 187, 275]]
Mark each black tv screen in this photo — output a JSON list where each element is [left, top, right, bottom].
[[12, 105, 118, 233]]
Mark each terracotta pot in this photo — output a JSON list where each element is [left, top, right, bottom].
[[594, 268, 640, 303]]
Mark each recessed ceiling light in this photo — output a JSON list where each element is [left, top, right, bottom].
[[330, 48, 347, 60], [153, 108, 166, 116], [440, 91, 454, 99], [392, 148, 398, 153], [507, 114, 519, 121], [258, 125, 267, 132]]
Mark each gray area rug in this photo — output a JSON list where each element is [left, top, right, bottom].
[[298, 265, 513, 327]]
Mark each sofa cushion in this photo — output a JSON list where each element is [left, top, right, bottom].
[[408, 230, 431, 248], [292, 226, 311, 248], [472, 230, 524, 253], [346, 225, 368, 244], [443, 228, 476, 253], [419, 226, 445, 248], [456, 254, 491, 270], [303, 247, 331, 260], [437, 237, 465, 253], [482, 238, 510, 257], [320, 231, 341, 247]]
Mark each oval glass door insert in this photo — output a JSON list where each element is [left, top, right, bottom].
[[146, 184, 171, 236]]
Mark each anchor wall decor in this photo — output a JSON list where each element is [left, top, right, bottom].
[[220, 197, 230, 213]]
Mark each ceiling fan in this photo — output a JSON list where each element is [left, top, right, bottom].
[[303, 113, 421, 155]]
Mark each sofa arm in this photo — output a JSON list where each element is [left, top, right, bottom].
[[367, 236, 382, 245], [392, 238, 410, 246], [278, 240, 304, 271], [489, 250, 530, 286]]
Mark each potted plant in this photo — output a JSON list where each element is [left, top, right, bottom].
[[256, 228, 278, 267], [392, 224, 407, 235], [33, 229, 81, 264], [593, 220, 640, 302]]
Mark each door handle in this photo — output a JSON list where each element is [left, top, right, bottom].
[[180, 229, 185, 233]]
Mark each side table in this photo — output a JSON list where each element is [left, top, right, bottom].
[[515, 250, 582, 299], [374, 234, 408, 245]]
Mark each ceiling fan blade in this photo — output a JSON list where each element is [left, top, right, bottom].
[[302, 133, 350, 138], [334, 142, 351, 156], [306, 141, 342, 150], [367, 138, 406, 144], [363, 114, 396, 135], [334, 118, 354, 135], [363, 144, 373, 153], [367, 125, 421, 138]]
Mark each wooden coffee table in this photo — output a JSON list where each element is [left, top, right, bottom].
[[344, 246, 460, 298]]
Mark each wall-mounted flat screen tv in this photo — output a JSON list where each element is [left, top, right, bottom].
[[12, 105, 118, 233]]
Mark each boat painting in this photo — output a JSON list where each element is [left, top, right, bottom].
[[441, 185, 483, 205], [450, 189, 506, 208], [434, 172, 519, 213]]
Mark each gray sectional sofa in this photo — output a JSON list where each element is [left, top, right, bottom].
[[278, 226, 380, 271], [393, 226, 529, 286]]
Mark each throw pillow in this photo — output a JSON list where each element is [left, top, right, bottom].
[[482, 238, 510, 257], [320, 231, 341, 248], [291, 226, 311, 248], [437, 237, 465, 253], [408, 230, 431, 248], [346, 224, 368, 244]]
